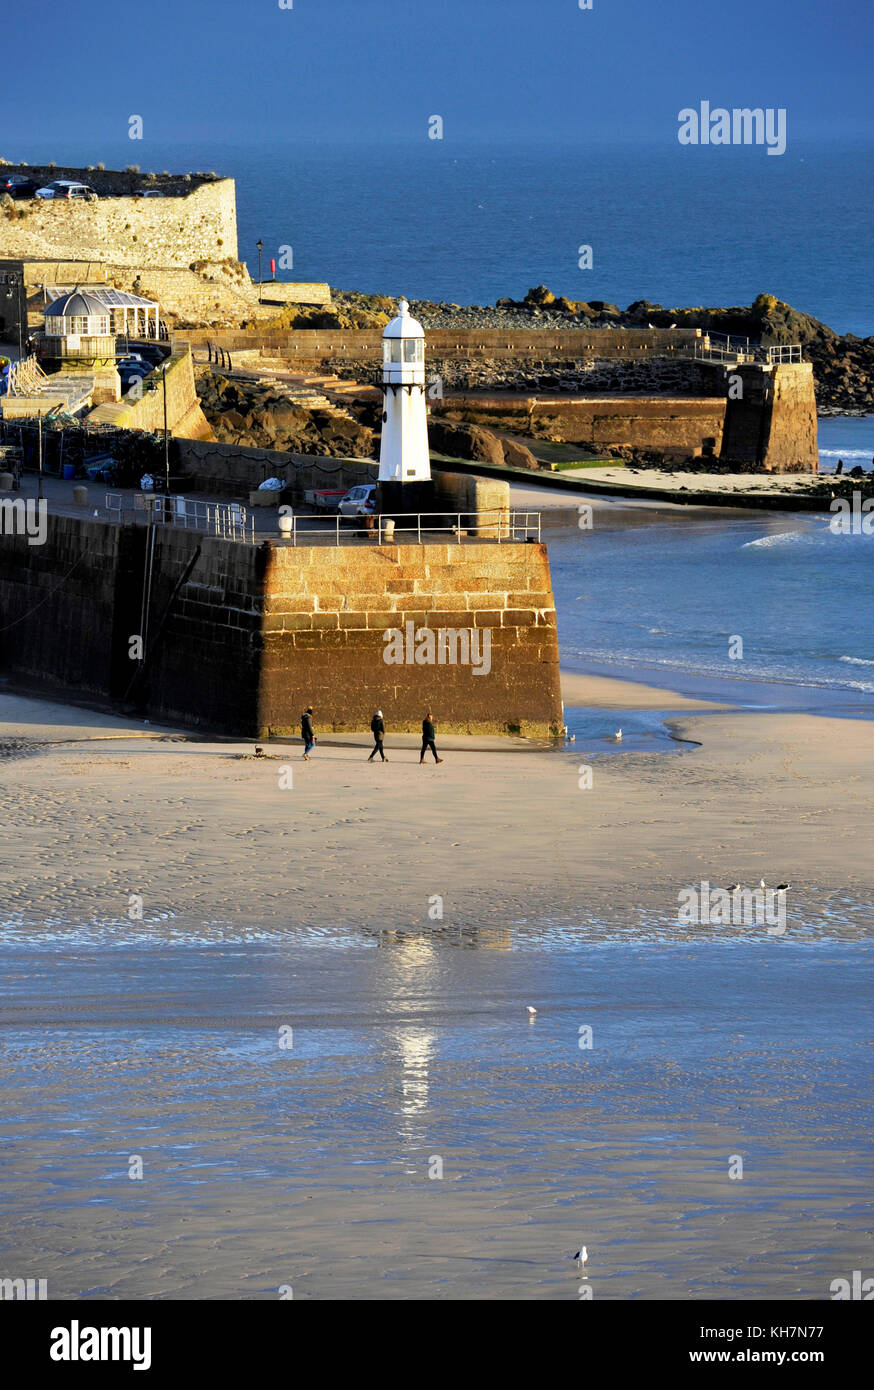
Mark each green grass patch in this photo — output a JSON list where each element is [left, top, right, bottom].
[[550, 458, 617, 471]]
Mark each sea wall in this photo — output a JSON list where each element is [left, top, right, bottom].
[[434, 395, 726, 457], [0, 179, 238, 267], [720, 363, 818, 472], [0, 514, 123, 696], [0, 518, 562, 738], [183, 326, 704, 360], [259, 542, 562, 738]]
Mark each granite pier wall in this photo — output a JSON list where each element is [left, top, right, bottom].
[[0, 518, 563, 738]]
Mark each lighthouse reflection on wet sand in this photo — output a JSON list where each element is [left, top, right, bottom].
[[378, 298, 435, 515]]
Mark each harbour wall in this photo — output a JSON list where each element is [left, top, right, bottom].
[[0, 176, 239, 267], [0, 518, 563, 738], [433, 394, 726, 457]]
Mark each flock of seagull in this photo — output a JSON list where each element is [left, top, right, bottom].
[[727, 879, 791, 894]]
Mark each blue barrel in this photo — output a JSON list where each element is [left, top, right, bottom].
[[63, 464, 76, 480]]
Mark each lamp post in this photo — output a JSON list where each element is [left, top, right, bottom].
[[147, 365, 170, 495], [256, 239, 263, 304]]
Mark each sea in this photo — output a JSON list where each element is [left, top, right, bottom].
[[9, 135, 874, 335], [549, 491, 874, 711]]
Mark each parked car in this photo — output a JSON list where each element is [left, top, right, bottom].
[[1, 174, 38, 198], [338, 483, 378, 517], [35, 180, 98, 200]]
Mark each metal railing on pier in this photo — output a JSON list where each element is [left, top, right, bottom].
[[692, 334, 803, 367], [285, 509, 541, 546], [105, 492, 254, 542], [764, 344, 802, 364]]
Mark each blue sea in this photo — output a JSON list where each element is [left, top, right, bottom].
[[548, 494, 874, 710], [10, 136, 874, 336]]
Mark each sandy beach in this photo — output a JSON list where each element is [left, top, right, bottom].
[[1, 675, 872, 1299], [1, 674, 871, 934]]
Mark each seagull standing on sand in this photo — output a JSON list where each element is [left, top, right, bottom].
[[573, 1245, 588, 1269]]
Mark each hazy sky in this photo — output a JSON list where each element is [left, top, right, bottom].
[[2, 0, 872, 148]]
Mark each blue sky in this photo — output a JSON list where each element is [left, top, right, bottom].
[[2, 0, 872, 148]]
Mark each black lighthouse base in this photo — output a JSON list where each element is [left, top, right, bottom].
[[377, 479, 438, 523]]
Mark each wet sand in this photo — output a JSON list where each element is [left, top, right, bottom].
[[0, 684, 872, 1299]]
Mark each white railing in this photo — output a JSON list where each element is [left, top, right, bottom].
[[765, 344, 802, 364], [105, 492, 254, 541], [286, 509, 541, 546]]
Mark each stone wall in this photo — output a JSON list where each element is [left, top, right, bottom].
[[175, 440, 377, 498], [720, 363, 818, 472], [0, 517, 562, 739], [88, 346, 213, 440], [0, 514, 123, 695], [259, 542, 562, 737], [434, 395, 726, 458], [0, 179, 239, 267], [183, 326, 704, 361]]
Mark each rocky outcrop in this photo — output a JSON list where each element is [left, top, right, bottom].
[[428, 419, 542, 470], [197, 371, 375, 457]]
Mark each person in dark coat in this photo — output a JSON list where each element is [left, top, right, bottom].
[[301, 706, 315, 759], [368, 709, 386, 761], [420, 712, 443, 764]]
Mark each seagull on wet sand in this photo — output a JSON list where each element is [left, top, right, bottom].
[[573, 1245, 588, 1268]]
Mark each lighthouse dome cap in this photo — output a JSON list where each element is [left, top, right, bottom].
[[383, 296, 425, 338]]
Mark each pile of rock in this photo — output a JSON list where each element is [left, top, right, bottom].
[[428, 420, 541, 471], [197, 372, 375, 457]]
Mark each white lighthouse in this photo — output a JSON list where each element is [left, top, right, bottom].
[[378, 298, 432, 491]]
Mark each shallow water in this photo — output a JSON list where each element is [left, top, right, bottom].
[[550, 505, 874, 700], [1, 936, 871, 1299]]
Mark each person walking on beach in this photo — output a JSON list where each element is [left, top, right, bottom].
[[301, 706, 315, 760], [368, 709, 387, 762], [420, 712, 443, 765]]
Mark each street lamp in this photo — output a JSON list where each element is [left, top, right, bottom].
[[256, 239, 264, 304]]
